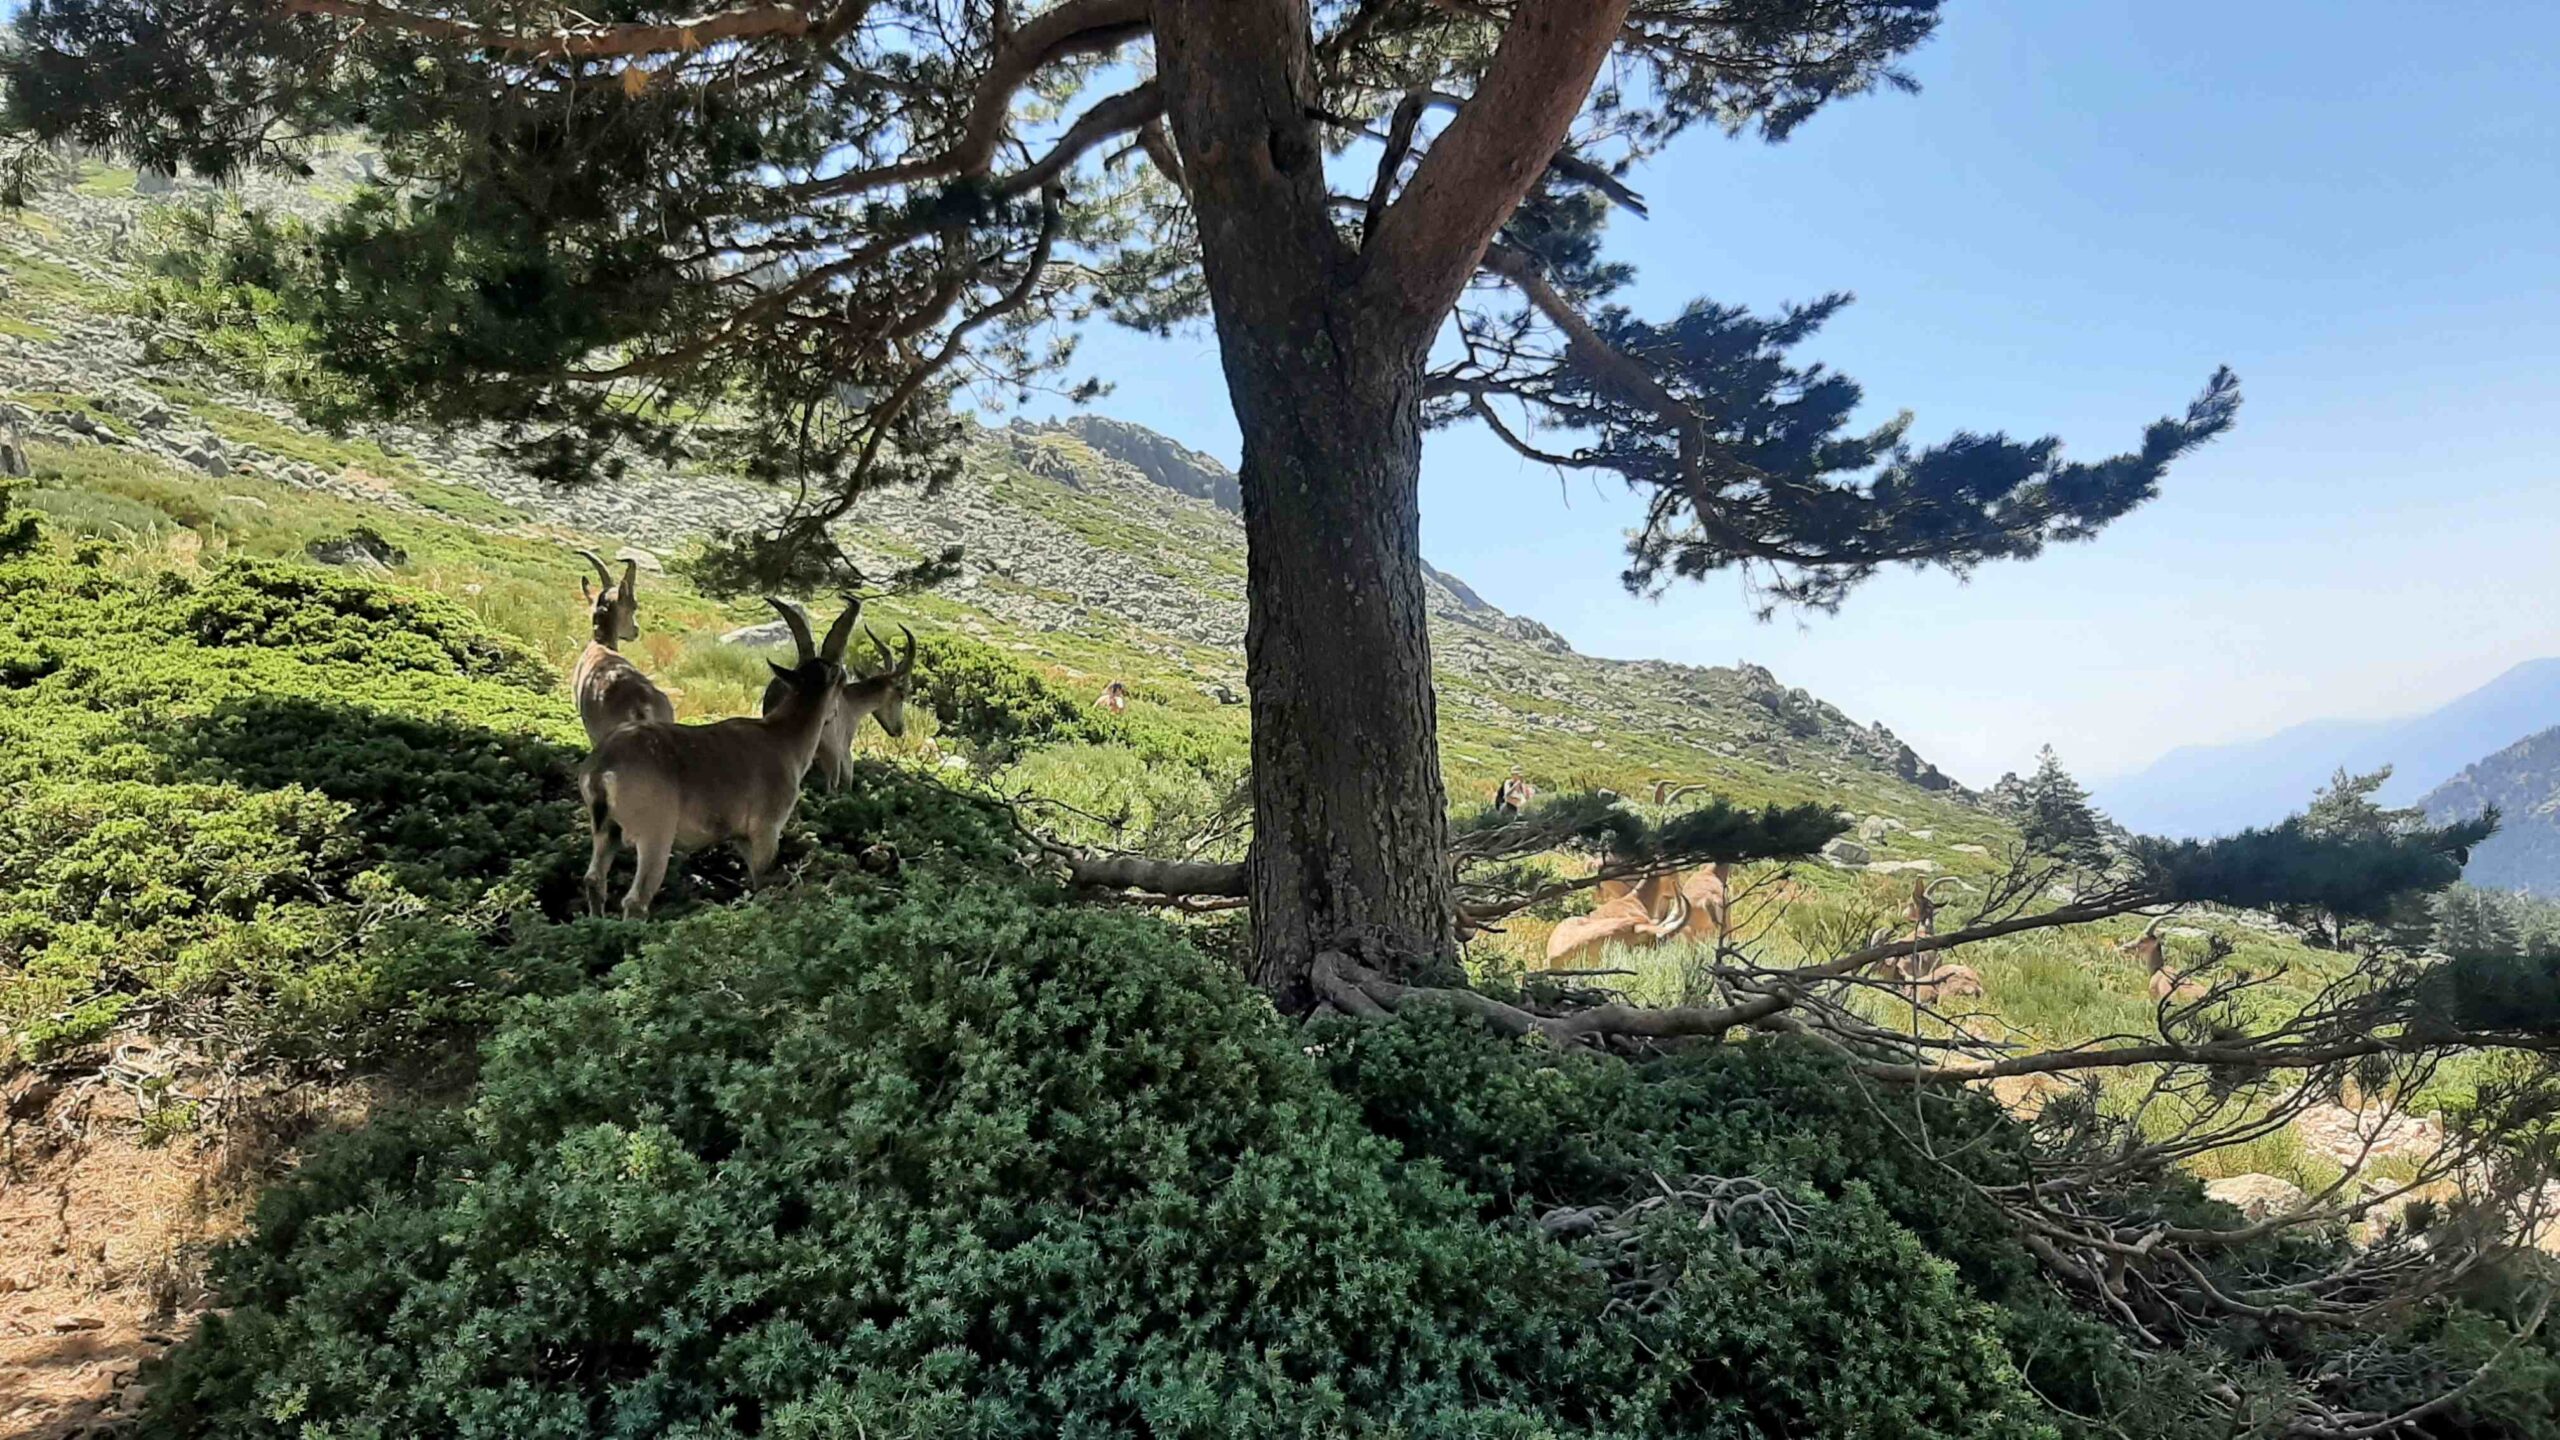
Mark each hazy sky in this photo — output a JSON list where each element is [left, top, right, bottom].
[[1007, 1, 2560, 787]]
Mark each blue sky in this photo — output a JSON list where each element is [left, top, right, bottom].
[[1007, 1, 2560, 786]]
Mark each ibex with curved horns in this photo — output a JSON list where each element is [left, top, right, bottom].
[[580, 597, 859, 918], [571, 549, 675, 746], [760, 623, 917, 792], [1542, 861, 1733, 969]]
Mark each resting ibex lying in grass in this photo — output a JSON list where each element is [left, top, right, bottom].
[[1542, 862, 1731, 969], [580, 598, 858, 918], [760, 624, 915, 792], [571, 549, 675, 746]]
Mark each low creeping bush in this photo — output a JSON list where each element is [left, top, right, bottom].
[[141, 884, 2063, 1440]]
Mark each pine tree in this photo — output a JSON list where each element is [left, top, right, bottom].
[[2018, 746, 2107, 866], [2301, 765, 2423, 840], [2433, 884, 2521, 958], [0, 0, 2241, 1003]]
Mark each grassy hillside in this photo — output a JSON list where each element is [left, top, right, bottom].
[[0, 158, 2383, 1197]]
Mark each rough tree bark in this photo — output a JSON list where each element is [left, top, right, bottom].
[[1154, 0, 1629, 1008], [1154, 0, 1457, 1006]]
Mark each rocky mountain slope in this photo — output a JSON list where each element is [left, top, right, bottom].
[[2097, 658, 2560, 838], [0, 154, 1977, 835], [2423, 727, 2560, 895]]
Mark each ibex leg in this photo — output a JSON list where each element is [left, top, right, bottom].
[[621, 835, 672, 920], [584, 822, 618, 917]]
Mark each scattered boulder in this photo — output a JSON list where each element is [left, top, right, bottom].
[[2205, 1173, 2306, 1223], [2293, 1104, 2445, 1170], [0, 421, 28, 479], [614, 545, 663, 574], [180, 445, 229, 477], [720, 619, 794, 648], [1821, 838, 1871, 868], [304, 528, 407, 572]]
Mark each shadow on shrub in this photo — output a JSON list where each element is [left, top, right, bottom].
[[154, 693, 589, 911]]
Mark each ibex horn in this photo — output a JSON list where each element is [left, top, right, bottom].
[[867, 624, 917, 678], [1648, 886, 1691, 941], [619, 557, 638, 594], [576, 548, 614, 589], [819, 596, 862, 663], [765, 597, 818, 662]]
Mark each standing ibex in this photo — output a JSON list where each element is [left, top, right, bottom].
[[761, 624, 917, 792], [580, 598, 859, 918], [571, 550, 675, 746]]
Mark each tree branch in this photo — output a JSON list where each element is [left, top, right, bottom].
[[1362, 0, 1634, 327], [1062, 853, 1248, 896], [950, 0, 1154, 178], [1324, 894, 2158, 1047], [276, 0, 816, 58], [1360, 92, 1426, 244]]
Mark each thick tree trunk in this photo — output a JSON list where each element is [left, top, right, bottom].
[[1155, 0, 1458, 1008], [1230, 345, 1457, 1008]]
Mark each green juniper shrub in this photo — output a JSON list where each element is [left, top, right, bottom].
[[163, 693, 586, 906], [0, 480, 41, 558], [182, 556, 551, 689], [0, 544, 596, 1061], [0, 778, 360, 1059], [905, 631, 1235, 780], [1310, 1009, 2231, 1439], [142, 884, 2060, 1440]]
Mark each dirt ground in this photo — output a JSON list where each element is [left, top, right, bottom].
[[0, 1051, 365, 1439]]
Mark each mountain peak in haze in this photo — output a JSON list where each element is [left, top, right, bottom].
[[2095, 658, 2560, 838]]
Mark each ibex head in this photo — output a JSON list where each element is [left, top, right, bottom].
[[851, 624, 919, 737], [763, 594, 862, 702], [578, 549, 641, 644]]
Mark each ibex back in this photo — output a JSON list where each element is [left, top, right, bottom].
[[571, 549, 675, 746], [581, 597, 858, 918]]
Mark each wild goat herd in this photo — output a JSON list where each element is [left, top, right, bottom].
[[564, 553, 2180, 1004], [568, 550, 915, 919]]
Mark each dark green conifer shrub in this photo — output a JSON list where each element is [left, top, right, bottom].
[[141, 886, 2060, 1440]]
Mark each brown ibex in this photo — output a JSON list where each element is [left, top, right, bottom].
[[2123, 914, 2212, 1003], [580, 597, 859, 918], [1894, 876, 1984, 1002], [1545, 878, 1690, 970], [761, 624, 917, 792], [1543, 861, 1732, 968], [571, 549, 675, 746]]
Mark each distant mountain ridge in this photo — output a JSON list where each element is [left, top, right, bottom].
[[2094, 659, 2560, 838], [2422, 728, 2560, 895]]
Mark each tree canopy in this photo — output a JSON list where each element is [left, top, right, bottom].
[[2, 0, 2235, 599]]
